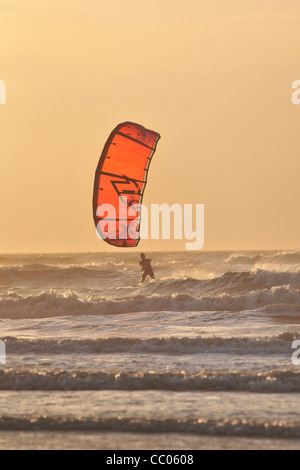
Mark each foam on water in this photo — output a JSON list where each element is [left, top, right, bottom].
[[0, 250, 299, 447]]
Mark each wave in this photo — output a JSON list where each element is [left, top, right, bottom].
[[2, 331, 297, 355], [0, 414, 299, 438], [0, 264, 121, 287], [0, 264, 299, 297], [147, 269, 300, 295], [0, 285, 299, 318], [225, 251, 300, 265], [0, 367, 300, 393], [0, 254, 77, 266]]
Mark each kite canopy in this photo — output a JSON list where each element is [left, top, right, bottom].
[[93, 122, 161, 247]]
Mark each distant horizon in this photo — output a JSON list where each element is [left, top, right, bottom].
[[0, 247, 299, 256]]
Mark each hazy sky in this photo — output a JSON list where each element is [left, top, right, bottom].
[[0, 0, 299, 253]]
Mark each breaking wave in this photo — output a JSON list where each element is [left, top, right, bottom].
[[0, 366, 300, 393], [0, 284, 299, 318], [145, 269, 300, 295], [2, 331, 297, 355], [225, 251, 300, 266], [0, 414, 300, 438]]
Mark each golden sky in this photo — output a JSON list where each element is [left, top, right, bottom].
[[0, 0, 299, 253]]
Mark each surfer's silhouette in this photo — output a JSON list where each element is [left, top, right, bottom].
[[139, 253, 154, 283]]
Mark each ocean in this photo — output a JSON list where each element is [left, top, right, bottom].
[[0, 250, 299, 450]]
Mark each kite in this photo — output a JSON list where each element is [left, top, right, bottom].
[[93, 122, 161, 247]]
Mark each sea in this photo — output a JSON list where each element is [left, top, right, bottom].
[[0, 250, 299, 450]]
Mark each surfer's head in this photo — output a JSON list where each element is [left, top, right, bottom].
[[140, 253, 145, 259]]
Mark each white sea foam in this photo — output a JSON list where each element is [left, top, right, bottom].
[[2, 332, 297, 355], [0, 414, 299, 438], [0, 250, 299, 445], [0, 284, 299, 318]]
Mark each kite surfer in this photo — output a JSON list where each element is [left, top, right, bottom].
[[139, 253, 154, 283]]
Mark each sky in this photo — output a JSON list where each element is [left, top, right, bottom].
[[0, 0, 299, 253]]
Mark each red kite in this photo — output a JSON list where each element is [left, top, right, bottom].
[[93, 122, 160, 247]]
